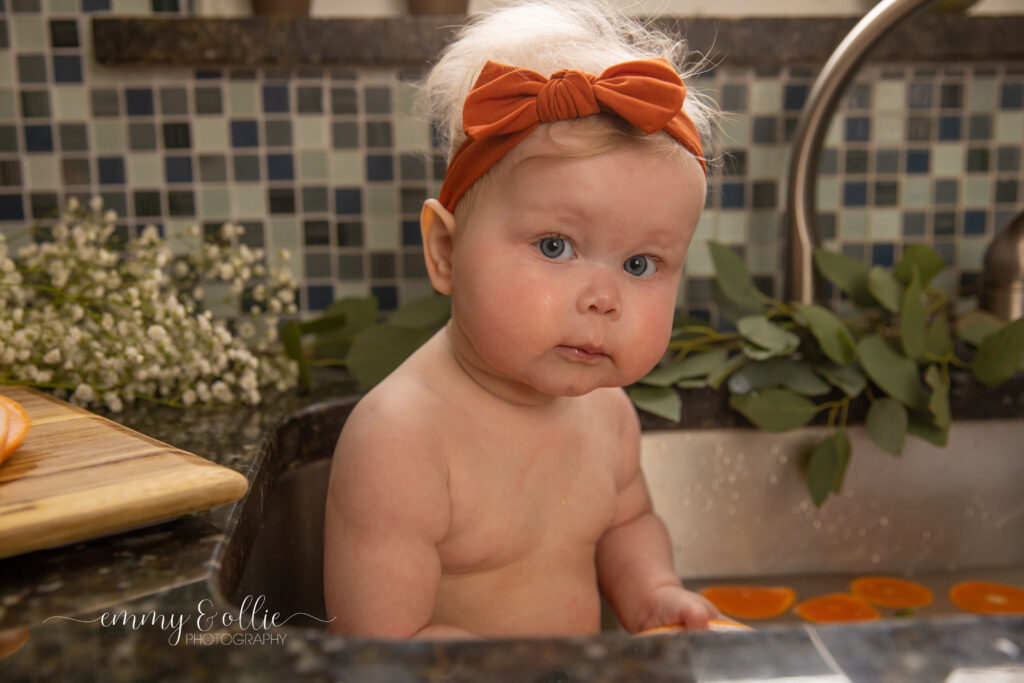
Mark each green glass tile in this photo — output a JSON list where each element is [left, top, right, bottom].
[[366, 187, 397, 216], [964, 177, 991, 205], [874, 81, 904, 110], [717, 212, 747, 244], [870, 209, 900, 241], [299, 150, 327, 180], [874, 113, 904, 144], [816, 178, 839, 210], [747, 147, 786, 179], [334, 281, 371, 300], [203, 281, 239, 317], [968, 79, 997, 111], [395, 118, 430, 150], [193, 119, 228, 151], [747, 210, 777, 243], [54, 85, 87, 119], [684, 241, 714, 276], [127, 154, 161, 186], [112, 0, 150, 14], [749, 81, 781, 114], [25, 156, 58, 188], [331, 150, 363, 184], [47, 0, 78, 12], [958, 238, 987, 271], [747, 243, 776, 275], [0, 90, 15, 119], [840, 210, 867, 240], [932, 270, 955, 292], [227, 83, 257, 116], [92, 121, 125, 153], [233, 185, 263, 217], [995, 112, 1023, 144], [294, 115, 326, 148], [692, 211, 714, 243], [0, 55, 13, 88], [825, 117, 842, 146], [200, 187, 230, 219], [12, 17, 45, 50], [364, 215, 398, 249], [902, 178, 930, 208], [933, 144, 964, 175], [396, 82, 418, 117], [165, 219, 199, 255], [720, 115, 749, 146]]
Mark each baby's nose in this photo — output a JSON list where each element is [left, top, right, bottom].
[[577, 269, 621, 318]]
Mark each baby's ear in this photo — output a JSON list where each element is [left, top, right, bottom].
[[420, 199, 456, 295]]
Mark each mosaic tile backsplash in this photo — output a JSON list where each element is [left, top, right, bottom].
[[0, 1, 1022, 323]]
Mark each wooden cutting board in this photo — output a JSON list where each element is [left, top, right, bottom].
[[0, 386, 248, 560]]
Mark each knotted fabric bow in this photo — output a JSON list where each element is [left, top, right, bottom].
[[437, 58, 705, 212]]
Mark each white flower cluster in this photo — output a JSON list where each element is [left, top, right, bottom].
[[0, 197, 299, 411]]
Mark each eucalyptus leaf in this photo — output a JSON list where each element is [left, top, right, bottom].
[[924, 314, 952, 357], [707, 353, 747, 389], [298, 312, 349, 336], [813, 249, 872, 306], [955, 309, 1005, 347], [894, 244, 946, 285], [857, 334, 930, 410], [313, 297, 379, 357], [346, 323, 434, 388], [867, 266, 903, 313], [900, 270, 927, 360], [972, 317, 1024, 386], [924, 365, 951, 429], [738, 316, 800, 355], [815, 363, 868, 397], [388, 294, 451, 329], [907, 410, 949, 447], [642, 348, 730, 387], [806, 430, 851, 506], [865, 397, 907, 455], [728, 357, 831, 396], [795, 303, 857, 365], [628, 384, 682, 422], [712, 280, 767, 323], [708, 241, 769, 313], [279, 319, 312, 391], [729, 388, 818, 432]]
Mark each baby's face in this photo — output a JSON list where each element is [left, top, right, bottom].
[[447, 132, 706, 402]]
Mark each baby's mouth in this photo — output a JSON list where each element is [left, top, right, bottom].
[[555, 344, 609, 364]]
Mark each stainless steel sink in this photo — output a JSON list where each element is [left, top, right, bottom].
[[212, 398, 1024, 631]]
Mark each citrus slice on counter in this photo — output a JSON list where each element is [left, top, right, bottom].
[[634, 618, 754, 636], [699, 585, 797, 619], [794, 593, 881, 623], [0, 395, 30, 464], [850, 576, 934, 609], [949, 581, 1024, 615]]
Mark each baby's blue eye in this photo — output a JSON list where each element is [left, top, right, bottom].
[[537, 237, 574, 260], [624, 255, 655, 278]]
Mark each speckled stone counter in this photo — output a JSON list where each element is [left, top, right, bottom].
[[1, 376, 1023, 681]]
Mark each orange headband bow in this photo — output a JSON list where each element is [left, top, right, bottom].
[[437, 58, 705, 212]]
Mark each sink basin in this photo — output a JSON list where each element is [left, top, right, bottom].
[[212, 398, 1024, 630]]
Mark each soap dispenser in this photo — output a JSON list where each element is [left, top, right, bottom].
[[981, 212, 1024, 321]]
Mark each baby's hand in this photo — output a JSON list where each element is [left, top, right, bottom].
[[636, 585, 720, 632]]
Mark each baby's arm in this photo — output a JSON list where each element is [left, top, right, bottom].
[[323, 401, 472, 639], [595, 398, 719, 632]]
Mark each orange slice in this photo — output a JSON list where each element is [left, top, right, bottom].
[[700, 585, 797, 620], [850, 576, 934, 609], [794, 593, 881, 623], [0, 403, 8, 459], [0, 394, 30, 464], [634, 618, 754, 636], [949, 581, 1024, 615]]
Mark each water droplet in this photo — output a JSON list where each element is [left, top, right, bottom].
[[770, 445, 780, 455], [857, 528, 867, 537], [921, 530, 932, 540], [812, 520, 822, 530], [736, 453, 745, 462], [728, 506, 737, 515], [879, 516, 889, 527], [727, 475, 736, 484], [723, 455, 732, 465], [769, 474, 779, 484], [730, 492, 739, 501], [870, 553, 881, 564], [778, 454, 789, 465]]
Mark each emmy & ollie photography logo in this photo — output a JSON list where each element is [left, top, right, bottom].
[[44, 594, 333, 646]]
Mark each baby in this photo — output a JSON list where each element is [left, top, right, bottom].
[[324, 0, 719, 639]]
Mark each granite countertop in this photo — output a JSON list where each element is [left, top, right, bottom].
[[1, 376, 1023, 681]]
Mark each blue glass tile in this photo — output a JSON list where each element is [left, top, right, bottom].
[[906, 149, 929, 174], [24, 125, 53, 152], [230, 120, 259, 147], [963, 210, 987, 236], [872, 243, 895, 267], [97, 157, 125, 184], [336, 188, 362, 214], [0, 194, 25, 220], [266, 154, 294, 181], [402, 220, 421, 246], [843, 181, 867, 207], [937, 116, 961, 141], [366, 155, 393, 181], [52, 55, 82, 83], [372, 285, 398, 312], [165, 156, 192, 183], [262, 85, 289, 113], [720, 183, 745, 209], [306, 285, 334, 312], [81, 0, 111, 10], [844, 117, 870, 142], [1000, 83, 1023, 109], [125, 89, 155, 116]]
